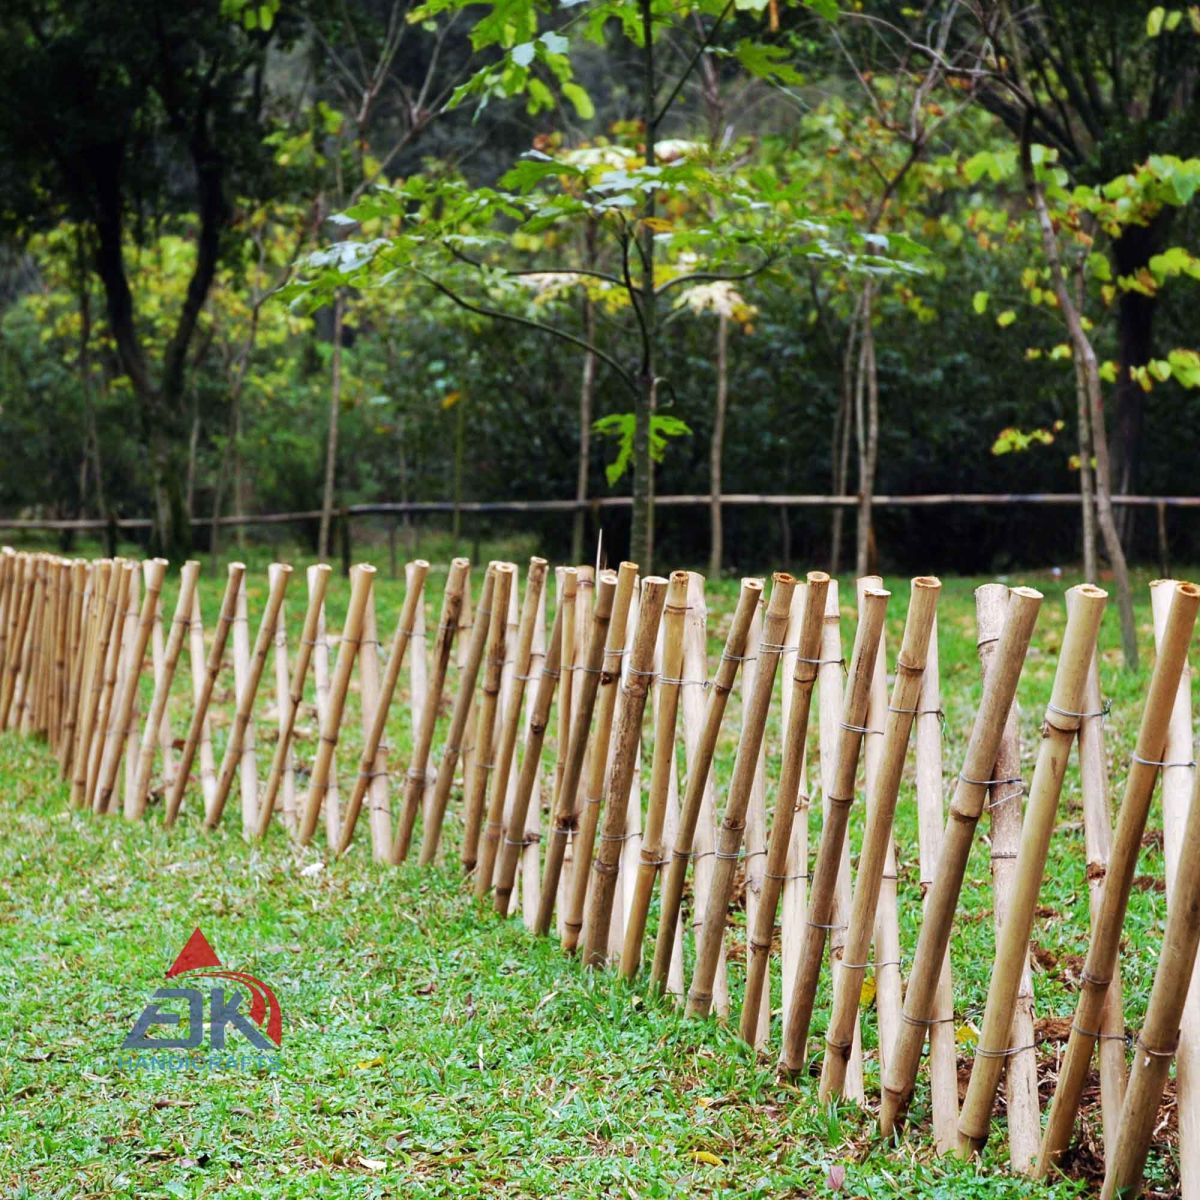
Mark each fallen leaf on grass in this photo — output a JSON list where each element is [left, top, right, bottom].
[[357, 1156, 387, 1172], [690, 1149, 723, 1166], [354, 1056, 385, 1070]]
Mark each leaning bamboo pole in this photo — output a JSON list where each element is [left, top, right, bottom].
[[70, 559, 118, 806], [534, 569, 618, 937], [356, 588, 390, 857], [560, 561, 639, 953], [976, 584, 1040, 1172], [739, 572, 828, 1042], [958, 584, 1108, 1158], [620, 570, 689, 979], [1100, 754, 1200, 1200], [915, 615, 959, 1155], [230, 570, 259, 832], [0, 549, 13, 685], [4, 554, 39, 731], [407, 557, 429, 753], [93, 558, 168, 814], [187, 588, 218, 809], [1036, 579, 1199, 1174], [495, 570, 575, 915], [582, 576, 668, 966], [393, 559, 469, 862], [1152, 577, 1200, 1197], [271, 580, 296, 831], [85, 561, 134, 809], [778, 584, 889, 1072], [130, 562, 200, 819], [334, 560, 431, 856], [820, 577, 940, 1098], [164, 564, 246, 827], [687, 574, 796, 1017], [204, 565, 292, 830], [253, 564, 332, 839], [297, 564, 376, 846], [420, 564, 498, 867], [461, 562, 516, 875], [649, 579, 762, 993], [59, 559, 88, 777], [879, 586, 1043, 1137], [476, 558, 549, 897], [520, 582, 549, 928]]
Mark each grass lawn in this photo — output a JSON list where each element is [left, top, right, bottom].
[[0, 535, 1188, 1197]]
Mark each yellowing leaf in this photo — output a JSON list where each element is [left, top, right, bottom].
[[357, 1156, 387, 1171], [441, 390, 462, 410], [858, 974, 877, 1008], [690, 1149, 723, 1166], [642, 217, 673, 232], [956, 1021, 979, 1047], [354, 1056, 385, 1070]]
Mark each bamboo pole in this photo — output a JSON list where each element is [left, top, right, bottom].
[[50, 560, 70, 746], [861, 576, 905, 1080], [649, 579, 762, 992], [740, 572, 828, 1042], [535, 569, 618, 937], [204, 565, 292, 830], [407, 558, 428, 752], [520, 581, 548, 928], [130, 562, 200, 818], [1079, 641, 1125, 1158], [1100, 753, 1200, 1200], [93, 558, 167, 814], [1036, 579, 1199, 1174], [187, 587, 218, 809], [164, 563, 246, 827], [557, 567, 592, 938], [620, 570, 689, 978], [461, 562, 516, 874], [976, 585, 1041, 1171], [297, 564, 376, 846], [311, 587, 341, 849], [85, 561, 133, 808], [1152, 578, 1200, 1196], [820, 577, 940, 1097], [0, 548, 13, 684], [778, 584, 889, 1072], [553, 566, 579, 870], [560, 561, 638, 952], [271, 580, 296, 831], [476, 558, 549, 897], [253, 564, 332, 839], [356, 588, 389, 857], [12, 555, 44, 734], [393, 559, 469, 862], [958, 584, 1108, 1157], [420, 564, 497, 866], [610, 590, 644, 958], [495, 570, 575, 915], [879, 586, 1043, 1137], [59, 559, 88, 776], [915, 615, 959, 1154], [0, 553, 33, 728], [335, 560, 430, 856], [582, 576, 668, 965], [230, 571, 259, 832], [68, 559, 111, 800], [687, 574, 796, 1017]]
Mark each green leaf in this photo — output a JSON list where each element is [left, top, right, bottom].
[[562, 82, 595, 120], [996, 310, 1016, 328], [972, 290, 989, 315], [1147, 5, 1166, 35]]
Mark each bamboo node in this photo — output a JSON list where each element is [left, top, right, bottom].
[[593, 859, 619, 876], [1081, 969, 1113, 988]]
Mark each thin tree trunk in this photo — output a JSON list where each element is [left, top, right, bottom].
[[318, 291, 345, 561], [708, 313, 728, 578], [571, 228, 598, 566], [855, 284, 879, 579], [830, 294, 861, 574]]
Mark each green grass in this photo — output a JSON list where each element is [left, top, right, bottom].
[[0, 551, 1188, 1198]]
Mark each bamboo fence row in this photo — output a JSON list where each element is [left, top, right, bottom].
[[2, 546, 1199, 1198]]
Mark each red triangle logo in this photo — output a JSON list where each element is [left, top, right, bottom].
[[165, 928, 223, 977]]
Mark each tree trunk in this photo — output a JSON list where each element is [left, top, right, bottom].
[[709, 313, 728, 577], [855, 284, 878, 579], [572, 292, 596, 565], [1073, 263, 1099, 583], [831, 291, 863, 574], [185, 407, 200, 519], [317, 291, 345, 561]]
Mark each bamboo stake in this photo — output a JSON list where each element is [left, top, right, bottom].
[[393, 559, 469, 862], [271, 581, 296, 831], [148, 567, 176, 795], [85, 561, 133, 808], [476, 557, 549, 897], [620, 570, 689, 978], [230, 571, 259, 831], [687, 574, 796, 1016], [977, 584, 1040, 1171], [68, 559, 111, 801], [553, 566, 579, 866], [915, 614, 959, 1154], [0, 548, 14, 684], [297, 564, 376, 846], [130, 562, 200, 818], [50, 560, 70, 745], [420, 564, 497, 867], [1152, 578, 1200, 1197], [187, 588, 218, 809], [740, 572, 828, 1042], [312, 589, 342, 849], [560, 562, 638, 952], [1037, 579, 1199, 1174], [103, 562, 135, 802], [204, 565, 292, 830], [611, 590, 644, 958], [1100, 754, 1200, 1200], [581, 576, 668, 965], [253, 564, 332, 839], [461, 562, 516, 874], [861, 576, 905, 1079], [6, 555, 41, 732], [779, 584, 889, 1072], [336, 560, 430, 856], [819, 577, 939, 1097], [958, 584, 1108, 1157], [1079, 641, 1125, 1158], [356, 588, 390, 858], [164, 563, 246, 827], [495, 570, 575, 914], [520, 581, 548, 928], [649, 578, 762, 993], [535, 569, 618, 936], [407, 558, 428, 751], [13, 555, 45, 734], [59, 559, 88, 776], [880, 586, 1043, 1137], [94, 558, 167, 814]]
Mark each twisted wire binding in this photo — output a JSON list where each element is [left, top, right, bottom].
[[987, 780, 1026, 810], [759, 641, 795, 653], [902, 1011, 955, 1027], [626, 666, 657, 680], [1132, 751, 1196, 769], [974, 1042, 1036, 1059], [1135, 1035, 1178, 1059], [840, 720, 872, 734], [1046, 701, 1095, 721], [765, 869, 808, 882], [600, 830, 638, 842], [722, 651, 757, 664], [808, 919, 847, 931]]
